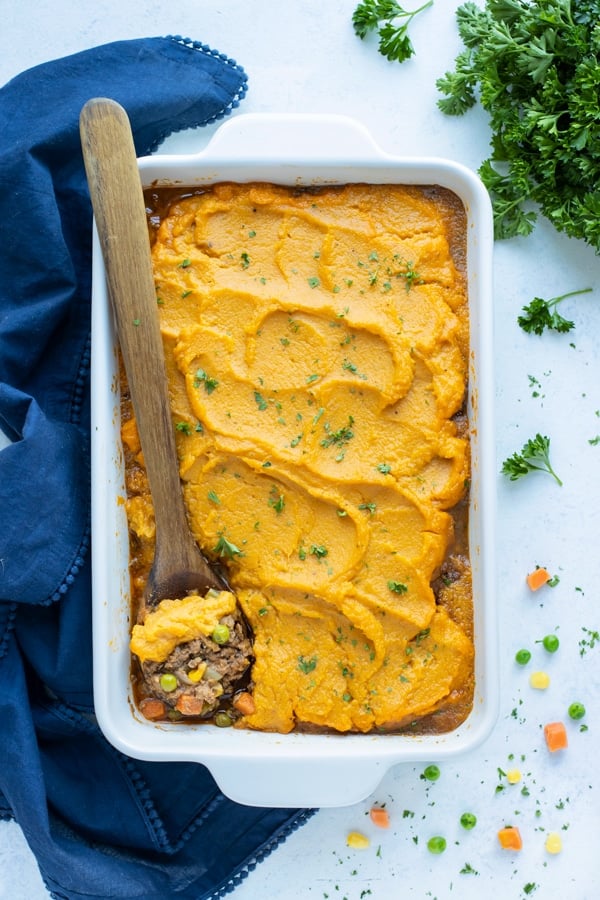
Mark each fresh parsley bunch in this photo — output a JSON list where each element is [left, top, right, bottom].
[[437, 0, 600, 250], [352, 0, 433, 63]]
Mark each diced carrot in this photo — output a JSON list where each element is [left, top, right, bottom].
[[175, 693, 204, 716], [369, 806, 391, 829], [526, 567, 551, 591], [233, 691, 256, 716], [497, 826, 523, 850], [544, 721, 568, 752], [139, 698, 167, 721], [121, 417, 141, 455]]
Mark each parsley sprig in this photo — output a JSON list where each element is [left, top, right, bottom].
[[501, 433, 562, 487], [517, 288, 592, 335], [212, 534, 244, 558], [437, 1, 600, 249], [352, 0, 433, 63]]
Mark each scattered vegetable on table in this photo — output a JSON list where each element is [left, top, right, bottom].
[[421, 764, 441, 782], [437, 0, 600, 250], [545, 832, 563, 854], [529, 670, 550, 690], [460, 812, 477, 830], [369, 806, 391, 828], [526, 566, 552, 591], [497, 825, 523, 851], [543, 721, 568, 752], [567, 701, 586, 720], [537, 633, 559, 653], [346, 830, 371, 849], [427, 835, 447, 854]]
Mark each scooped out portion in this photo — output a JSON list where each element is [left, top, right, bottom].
[[131, 590, 253, 721], [126, 181, 474, 734]]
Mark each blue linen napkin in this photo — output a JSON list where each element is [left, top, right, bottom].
[[0, 37, 314, 900]]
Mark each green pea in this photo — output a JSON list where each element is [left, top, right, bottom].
[[422, 764, 440, 782], [427, 836, 446, 854], [214, 711, 233, 727], [568, 702, 586, 720], [460, 812, 477, 830], [159, 673, 178, 692], [540, 634, 559, 653], [212, 623, 231, 645], [515, 649, 531, 665]]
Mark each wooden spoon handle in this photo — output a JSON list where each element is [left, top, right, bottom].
[[80, 98, 211, 581]]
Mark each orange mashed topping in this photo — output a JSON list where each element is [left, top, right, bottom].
[[127, 182, 474, 734]]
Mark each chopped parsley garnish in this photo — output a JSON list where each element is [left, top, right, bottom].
[[254, 390, 268, 410], [388, 580, 408, 594], [459, 863, 479, 875], [309, 544, 328, 559], [194, 368, 219, 394], [398, 259, 422, 291], [268, 486, 285, 514], [579, 627, 599, 657], [175, 421, 192, 435], [298, 655, 318, 674], [342, 359, 367, 380], [212, 535, 244, 558], [321, 416, 355, 460]]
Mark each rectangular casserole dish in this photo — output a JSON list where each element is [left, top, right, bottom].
[[91, 113, 498, 808]]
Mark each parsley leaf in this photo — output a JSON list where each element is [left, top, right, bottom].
[[194, 368, 219, 394], [298, 655, 318, 674], [352, 0, 433, 63], [517, 288, 592, 335], [501, 433, 562, 486], [212, 535, 244, 558], [320, 416, 355, 460]]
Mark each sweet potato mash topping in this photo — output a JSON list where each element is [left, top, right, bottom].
[[130, 591, 237, 663], [127, 182, 474, 733]]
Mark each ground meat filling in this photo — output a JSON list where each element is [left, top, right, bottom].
[[141, 614, 253, 718]]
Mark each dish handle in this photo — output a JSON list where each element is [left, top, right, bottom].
[[201, 112, 388, 163], [207, 753, 392, 809]]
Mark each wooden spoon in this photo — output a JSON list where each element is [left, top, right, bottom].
[[80, 97, 226, 607]]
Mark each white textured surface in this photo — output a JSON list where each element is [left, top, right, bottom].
[[1, 1, 600, 898]]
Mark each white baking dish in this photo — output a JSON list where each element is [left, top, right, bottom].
[[91, 113, 498, 808]]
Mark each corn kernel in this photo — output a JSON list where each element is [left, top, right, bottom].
[[529, 670, 550, 690], [187, 662, 207, 683], [506, 768, 521, 784], [346, 831, 370, 850], [545, 832, 562, 854]]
